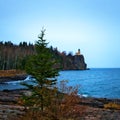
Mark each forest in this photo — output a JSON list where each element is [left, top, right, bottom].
[[0, 41, 87, 70]]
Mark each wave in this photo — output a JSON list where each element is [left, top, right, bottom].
[[4, 75, 33, 85]]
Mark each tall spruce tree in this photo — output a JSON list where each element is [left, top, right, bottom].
[[23, 29, 59, 111]]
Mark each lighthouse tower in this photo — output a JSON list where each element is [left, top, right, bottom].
[[74, 49, 87, 70], [76, 49, 81, 55]]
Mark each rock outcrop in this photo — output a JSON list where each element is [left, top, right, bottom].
[[61, 49, 87, 70], [74, 54, 87, 70]]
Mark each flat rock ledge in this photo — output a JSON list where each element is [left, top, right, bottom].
[[0, 90, 27, 120], [0, 105, 25, 120], [0, 90, 120, 120]]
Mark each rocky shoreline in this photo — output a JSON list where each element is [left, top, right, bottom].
[[0, 73, 120, 119], [0, 89, 26, 120], [0, 75, 27, 83], [0, 89, 120, 120]]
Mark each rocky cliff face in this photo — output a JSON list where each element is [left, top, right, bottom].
[[74, 54, 87, 70], [60, 54, 87, 70]]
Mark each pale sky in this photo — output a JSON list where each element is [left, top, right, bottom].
[[0, 0, 120, 68]]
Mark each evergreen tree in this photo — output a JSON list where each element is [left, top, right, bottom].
[[23, 29, 59, 111]]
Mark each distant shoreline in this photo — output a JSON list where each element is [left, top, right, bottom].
[[0, 69, 27, 83], [0, 75, 27, 83]]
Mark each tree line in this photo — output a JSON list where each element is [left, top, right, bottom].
[[0, 41, 34, 70], [0, 40, 86, 70]]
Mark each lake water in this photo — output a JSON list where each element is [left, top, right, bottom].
[[57, 68, 120, 99], [0, 68, 120, 99]]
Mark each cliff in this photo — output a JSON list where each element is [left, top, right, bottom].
[[74, 54, 87, 70], [59, 50, 87, 70]]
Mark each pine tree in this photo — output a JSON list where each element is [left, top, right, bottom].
[[23, 29, 59, 111]]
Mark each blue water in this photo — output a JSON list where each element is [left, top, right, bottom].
[[0, 68, 120, 99], [57, 68, 120, 99]]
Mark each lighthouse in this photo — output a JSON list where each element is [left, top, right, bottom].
[[76, 49, 81, 55]]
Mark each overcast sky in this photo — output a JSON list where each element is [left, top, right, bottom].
[[0, 0, 120, 68]]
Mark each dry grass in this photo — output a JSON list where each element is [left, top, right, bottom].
[[104, 102, 120, 110], [0, 69, 26, 77]]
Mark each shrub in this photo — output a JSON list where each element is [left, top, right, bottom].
[[20, 81, 86, 120], [104, 102, 120, 110]]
